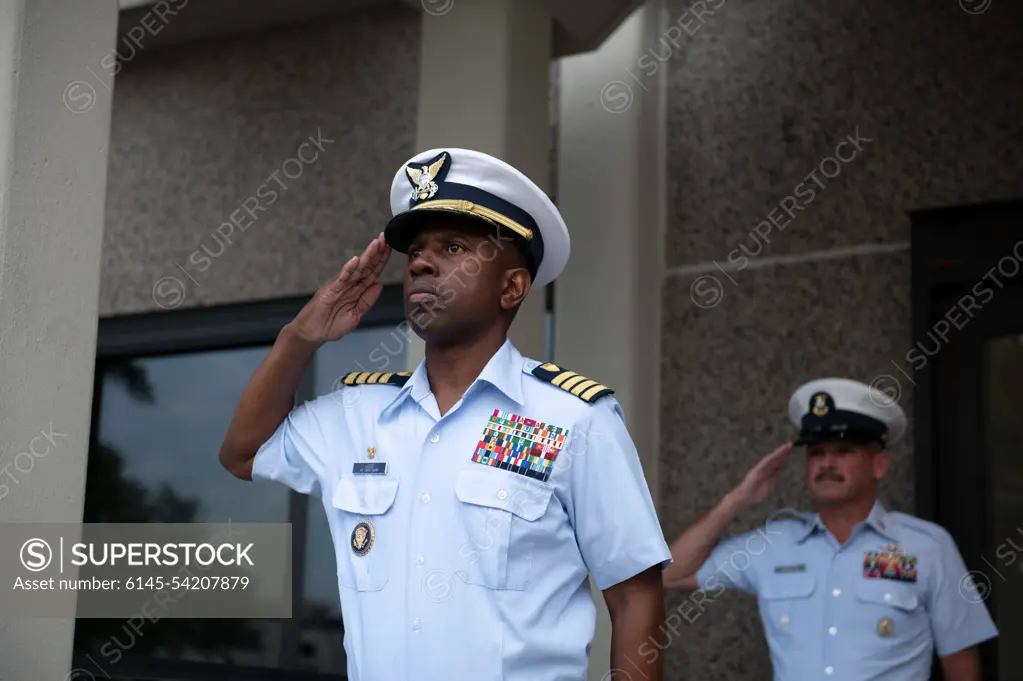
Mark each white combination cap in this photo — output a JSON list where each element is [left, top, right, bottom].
[[384, 148, 570, 289], [788, 377, 907, 447]]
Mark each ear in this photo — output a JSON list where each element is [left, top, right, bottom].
[[872, 449, 890, 481], [500, 268, 531, 311]]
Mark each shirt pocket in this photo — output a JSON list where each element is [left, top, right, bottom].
[[853, 578, 924, 644], [452, 467, 553, 591], [854, 579, 920, 611], [331, 476, 400, 591], [758, 574, 817, 649]]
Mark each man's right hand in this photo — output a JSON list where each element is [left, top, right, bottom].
[[288, 232, 392, 345], [730, 442, 793, 509]]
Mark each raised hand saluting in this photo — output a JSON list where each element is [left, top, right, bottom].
[[290, 232, 392, 345], [731, 442, 793, 509]]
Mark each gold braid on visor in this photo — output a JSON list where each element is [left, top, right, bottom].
[[411, 199, 533, 241]]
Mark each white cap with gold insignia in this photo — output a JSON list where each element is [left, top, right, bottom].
[[384, 148, 570, 290], [788, 377, 907, 448]]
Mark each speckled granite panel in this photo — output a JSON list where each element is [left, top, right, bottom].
[[659, 251, 914, 681], [662, 588, 768, 681], [100, 4, 419, 315], [665, 0, 1023, 267]]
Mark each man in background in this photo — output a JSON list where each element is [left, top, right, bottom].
[[662, 377, 997, 680]]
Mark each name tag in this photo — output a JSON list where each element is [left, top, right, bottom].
[[774, 563, 807, 574], [353, 462, 387, 476]]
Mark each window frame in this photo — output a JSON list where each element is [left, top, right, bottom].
[[78, 287, 406, 681]]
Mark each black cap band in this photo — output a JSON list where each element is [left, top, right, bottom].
[[795, 409, 889, 447]]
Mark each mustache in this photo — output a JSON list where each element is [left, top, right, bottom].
[[815, 470, 845, 482]]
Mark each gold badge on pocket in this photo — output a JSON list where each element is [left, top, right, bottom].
[[351, 521, 375, 556], [877, 616, 894, 638]]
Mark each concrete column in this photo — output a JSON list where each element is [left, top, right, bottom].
[[407, 0, 552, 369], [556, 3, 666, 680], [0, 0, 118, 678]]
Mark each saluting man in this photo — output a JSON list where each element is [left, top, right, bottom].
[[662, 378, 998, 680], [219, 148, 671, 681]]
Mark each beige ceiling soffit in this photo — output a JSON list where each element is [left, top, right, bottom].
[[552, 0, 648, 56], [114, 0, 404, 53], [399, 0, 646, 57], [111, 0, 642, 58]]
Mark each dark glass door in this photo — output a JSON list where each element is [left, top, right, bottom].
[[931, 286, 1023, 680], [984, 331, 1023, 678]]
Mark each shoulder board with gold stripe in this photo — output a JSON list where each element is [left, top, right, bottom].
[[341, 371, 413, 387], [530, 363, 614, 404]]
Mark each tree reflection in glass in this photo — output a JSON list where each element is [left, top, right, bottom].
[[75, 351, 280, 670]]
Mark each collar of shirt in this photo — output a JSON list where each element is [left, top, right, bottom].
[[377, 337, 528, 422], [795, 499, 899, 544]]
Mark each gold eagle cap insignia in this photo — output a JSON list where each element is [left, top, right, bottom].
[[406, 153, 447, 202]]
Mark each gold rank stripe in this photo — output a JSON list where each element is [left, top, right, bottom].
[[561, 375, 591, 392], [552, 371, 578, 387], [570, 379, 599, 396], [580, 382, 610, 401]]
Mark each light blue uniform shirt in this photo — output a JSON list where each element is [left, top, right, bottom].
[[253, 338, 671, 681], [695, 501, 998, 680]]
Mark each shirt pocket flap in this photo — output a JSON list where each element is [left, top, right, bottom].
[[455, 468, 552, 522], [331, 476, 400, 515], [855, 580, 920, 611], [760, 574, 817, 600]]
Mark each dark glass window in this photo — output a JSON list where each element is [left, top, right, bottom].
[[986, 335, 1023, 680], [77, 347, 286, 672], [73, 292, 405, 681]]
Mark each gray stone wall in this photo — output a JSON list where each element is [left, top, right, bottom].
[[99, 4, 420, 315]]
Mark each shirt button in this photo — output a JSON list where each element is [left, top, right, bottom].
[[411, 618, 421, 630], [779, 614, 789, 627], [884, 592, 893, 603], [828, 626, 837, 636], [832, 588, 841, 597], [824, 667, 834, 676], [421, 493, 431, 503], [497, 489, 508, 501], [415, 555, 425, 566], [430, 433, 440, 444]]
